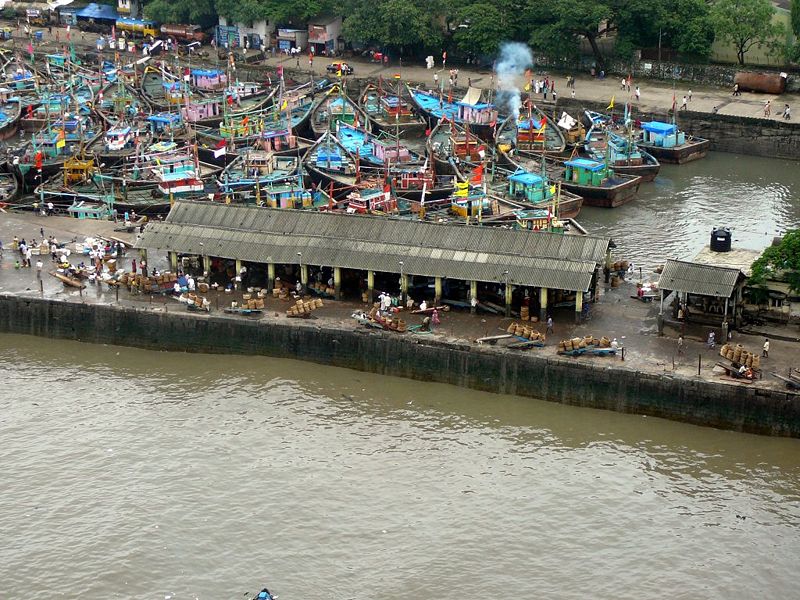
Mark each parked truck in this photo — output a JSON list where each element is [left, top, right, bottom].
[[160, 24, 207, 43]]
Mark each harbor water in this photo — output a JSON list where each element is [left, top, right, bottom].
[[2, 333, 799, 599], [578, 152, 800, 272]]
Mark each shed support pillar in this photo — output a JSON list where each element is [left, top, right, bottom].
[[334, 267, 341, 301], [539, 287, 548, 322], [367, 270, 375, 304], [434, 277, 443, 304], [400, 274, 408, 307], [505, 283, 513, 318], [470, 280, 477, 314], [202, 255, 211, 277], [267, 262, 275, 291], [169, 251, 178, 272], [139, 248, 148, 263], [575, 291, 583, 323], [300, 264, 308, 286]]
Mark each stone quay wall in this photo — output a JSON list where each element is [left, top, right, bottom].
[[555, 97, 800, 160], [1, 294, 798, 437]]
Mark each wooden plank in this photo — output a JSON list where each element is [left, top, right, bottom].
[[476, 334, 513, 343]]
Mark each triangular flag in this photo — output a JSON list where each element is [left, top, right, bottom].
[[607, 96, 615, 110]]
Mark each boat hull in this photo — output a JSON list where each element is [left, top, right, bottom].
[[609, 158, 660, 182], [563, 176, 641, 208], [640, 137, 710, 164]]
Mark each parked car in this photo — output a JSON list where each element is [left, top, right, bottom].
[[326, 62, 353, 75]]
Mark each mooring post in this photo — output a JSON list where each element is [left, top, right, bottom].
[[698, 354, 702, 376]]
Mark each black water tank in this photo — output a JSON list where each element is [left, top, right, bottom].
[[710, 227, 732, 252]]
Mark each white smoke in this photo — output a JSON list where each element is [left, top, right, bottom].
[[495, 42, 533, 120]]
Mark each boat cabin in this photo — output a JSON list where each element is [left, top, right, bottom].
[[514, 209, 565, 232], [259, 184, 314, 209], [372, 138, 412, 163], [516, 117, 548, 151], [508, 170, 554, 205], [182, 98, 222, 123], [258, 127, 297, 152], [191, 69, 227, 91], [449, 130, 483, 161], [163, 81, 189, 105], [456, 101, 497, 125], [68, 201, 109, 220], [105, 126, 134, 151], [606, 133, 643, 165], [328, 97, 356, 125], [563, 158, 611, 186], [450, 192, 493, 218], [641, 121, 685, 148], [347, 188, 397, 214], [314, 146, 352, 173], [147, 112, 182, 135], [380, 96, 413, 120]]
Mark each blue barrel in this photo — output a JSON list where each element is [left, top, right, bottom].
[[34, 30, 43, 42]]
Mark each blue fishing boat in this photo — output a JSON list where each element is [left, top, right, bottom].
[[583, 110, 660, 181], [359, 81, 427, 136], [219, 150, 306, 196], [407, 84, 498, 140], [559, 157, 641, 208], [637, 120, 709, 164], [336, 122, 423, 168], [0, 87, 21, 140], [310, 84, 370, 136]]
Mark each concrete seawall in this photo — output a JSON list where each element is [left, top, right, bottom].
[[2, 294, 798, 437], [556, 98, 800, 161]]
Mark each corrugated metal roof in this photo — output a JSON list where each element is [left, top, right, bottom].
[[163, 201, 610, 263], [659, 259, 744, 298], [137, 201, 609, 292]]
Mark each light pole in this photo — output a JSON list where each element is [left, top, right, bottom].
[[503, 270, 511, 317], [399, 260, 405, 306], [297, 251, 303, 291]]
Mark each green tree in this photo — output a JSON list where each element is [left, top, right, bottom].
[[792, 0, 800, 36], [750, 230, 800, 295], [528, 0, 615, 68], [145, 0, 216, 26], [342, 0, 441, 53], [710, 0, 781, 65], [453, 4, 507, 56]]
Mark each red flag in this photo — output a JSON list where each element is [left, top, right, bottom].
[[471, 164, 483, 184], [35, 151, 43, 170], [215, 139, 227, 149], [27, 42, 33, 56], [384, 183, 391, 193], [424, 128, 431, 137]]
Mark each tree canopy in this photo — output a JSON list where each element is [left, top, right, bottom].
[[710, 0, 782, 65], [341, 0, 441, 52], [750, 230, 800, 295]]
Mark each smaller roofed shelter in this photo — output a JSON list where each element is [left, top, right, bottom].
[[659, 259, 747, 325]]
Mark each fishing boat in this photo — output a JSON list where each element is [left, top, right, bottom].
[[336, 122, 424, 168], [637, 120, 710, 164], [0, 87, 21, 140], [188, 68, 227, 92], [359, 81, 427, 136], [584, 111, 660, 182], [218, 150, 306, 196], [426, 118, 488, 181], [388, 166, 457, 203], [343, 186, 401, 214], [0, 172, 20, 205], [559, 157, 641, 208], [495, 104, 567, 158], [407, 85, 499, 140], [304, 130, 359, 194], [555, 111, 586, 150], [11, 116, 101, 190], [309, 85, 370, 136], [499, 169, 582, 219]]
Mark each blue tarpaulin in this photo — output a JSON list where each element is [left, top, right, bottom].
[[642, 121, 677, 135], [76, 3, 118, 22]]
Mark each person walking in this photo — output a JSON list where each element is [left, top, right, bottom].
[[677, 335, 685, 356], [762, 338, 770, 358], [764, 100, 771, 117], [732, 83, 740, 96], [707, 331, 715, 349], [783, 104, 791, 120], [635, 86, 640, 101], [688, 89, 693, 102], [431, 308, 440, 330], [680, 95, 688, 110], [546, 316, 553, 335]]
